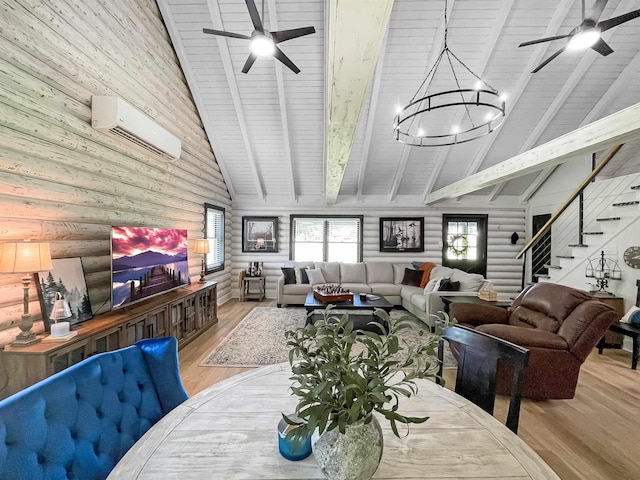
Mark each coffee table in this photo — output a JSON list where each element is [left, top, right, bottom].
[[303, 292, 393, 334]]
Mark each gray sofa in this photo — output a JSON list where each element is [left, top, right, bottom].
[[277, 261, 493, 328]]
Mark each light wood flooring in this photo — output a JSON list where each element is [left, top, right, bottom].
[[179, 299, 640, 480]]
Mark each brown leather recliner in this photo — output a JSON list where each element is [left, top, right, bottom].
[[448, 283, 618, 400]]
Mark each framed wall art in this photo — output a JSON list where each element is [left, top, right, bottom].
[[35, 257, 93, 332], [242, 216, 279, 252], [379, 217, 424, 253]]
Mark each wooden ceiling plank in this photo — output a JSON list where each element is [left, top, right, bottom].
[[488, 183, 505, 203], [388, 145, 410, 202], [425, 101, 640, 203], [325, 0, 394, 204], [462, 0, 576, 179], [204, 0, 265, 202], [267, 0, 297, 203], [156, 0, 236, 200]]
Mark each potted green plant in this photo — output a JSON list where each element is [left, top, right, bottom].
[[283, 306, 452, 480]]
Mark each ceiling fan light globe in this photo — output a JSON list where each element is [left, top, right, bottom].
[[567, 28, 600, 50], [250, 36, 275, 56]]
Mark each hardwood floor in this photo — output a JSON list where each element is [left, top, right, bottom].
[[180, 299, 640, 480]]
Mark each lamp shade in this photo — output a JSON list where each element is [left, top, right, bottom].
[[50, 292, 72, 321], [194, 239, 210, 254], [0, 242, 53, 273]]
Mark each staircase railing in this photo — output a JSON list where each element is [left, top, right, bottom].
[[516, 144, 624, 260]]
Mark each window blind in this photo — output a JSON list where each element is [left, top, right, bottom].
[[291, 216, 362, 262], [205, 204, 225, 271]]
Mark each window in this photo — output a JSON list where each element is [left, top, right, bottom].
[[205, 204, 225, 273], [290, 216, 363, 262], [442, 214, 487, 276]]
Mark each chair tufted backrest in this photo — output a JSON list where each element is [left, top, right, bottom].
[[0, 337, 187, 480]]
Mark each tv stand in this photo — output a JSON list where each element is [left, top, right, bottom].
[[0, 281, 217, 399]]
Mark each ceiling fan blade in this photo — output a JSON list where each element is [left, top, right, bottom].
[[586, 0, 608, 21], [519, 35, 570, 47], [203, 28, 251, 40], [597, 9, 640, 32], [273, 46, 300, 74], [531, 46, 566, 73], [591, 38, 614, 56], [241, 53, 257, 74], [271, 26, 316, 44], [245, 0, 264, 32]]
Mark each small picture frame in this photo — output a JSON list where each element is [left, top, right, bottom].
[[242, 216, 279, 252], [379, 217, 424, 253], [35, 257, 93, 332]]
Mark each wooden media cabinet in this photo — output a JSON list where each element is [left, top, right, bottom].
[[0, 281, 217, 399]]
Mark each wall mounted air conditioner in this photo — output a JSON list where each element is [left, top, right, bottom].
[[91, 96, 181, 160]]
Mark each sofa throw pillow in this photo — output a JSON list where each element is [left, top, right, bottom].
[[295, 267, 309, 284], [306, 268, 326, 285], [401, 268, 423, 287], [622, 305, 640, 323], [631, 310, 640, 326], [281, 267, 297, 285], [438, 277, 461, 291]]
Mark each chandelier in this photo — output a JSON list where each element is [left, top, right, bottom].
[[393, 0, 506, 147]]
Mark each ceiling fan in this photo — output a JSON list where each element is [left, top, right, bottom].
[[202, 0, 315, 74], [519, 0, 640, 73]]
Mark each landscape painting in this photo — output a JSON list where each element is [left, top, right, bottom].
[[36, 257, 93, 331], [111, 226, 189, 308]]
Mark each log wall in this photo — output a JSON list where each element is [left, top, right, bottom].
[[232, 206, 525, 300], [0, 0, 232, 346]]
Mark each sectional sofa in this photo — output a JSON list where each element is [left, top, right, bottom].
[[277, 261, 493, 328]]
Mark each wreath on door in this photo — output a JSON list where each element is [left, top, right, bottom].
[[448, 234, 469, 256]]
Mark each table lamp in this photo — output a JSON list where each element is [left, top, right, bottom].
[[194, 239, 210, 283], [49, 291, 75, 339], [0, 241, 53, 346]]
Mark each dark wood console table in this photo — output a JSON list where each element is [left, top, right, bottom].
[[0, 281, 217, 399]]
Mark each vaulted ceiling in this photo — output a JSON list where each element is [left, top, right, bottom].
[[157, 0, 640, 207]]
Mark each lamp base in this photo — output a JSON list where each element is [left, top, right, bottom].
[[11, 333, 40, 347], [11, 313, 41, 347]]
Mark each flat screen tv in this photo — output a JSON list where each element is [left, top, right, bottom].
[[111, 226, 189, 309]]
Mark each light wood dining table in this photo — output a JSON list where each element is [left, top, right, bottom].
[[109, 362, 560, 479]]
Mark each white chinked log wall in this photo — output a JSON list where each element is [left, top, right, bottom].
[[232, 206, 525, 300], [0, 0, 232, 346]]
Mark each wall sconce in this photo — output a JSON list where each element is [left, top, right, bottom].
[[0, 241, 53, 346], [585, 250, 621, 294], [193, 239, 210, 283]]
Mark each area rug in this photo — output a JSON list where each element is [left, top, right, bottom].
[[200, 307, 456, 368]]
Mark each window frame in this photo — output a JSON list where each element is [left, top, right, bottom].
[[204, 203, 225, 274], [289, 215, 364, 263]]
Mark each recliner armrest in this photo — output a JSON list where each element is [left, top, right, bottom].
[[449, 302, 510, 326], [475, 324, 569, 350]]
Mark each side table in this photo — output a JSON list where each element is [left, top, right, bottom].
[[592, 293, 624, 348], [240, 276, 265, 302]]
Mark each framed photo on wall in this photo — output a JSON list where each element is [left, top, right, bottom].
[[242, 216, 279, 252], [35, 257, 93, 332], [379, 217, 424, 252]]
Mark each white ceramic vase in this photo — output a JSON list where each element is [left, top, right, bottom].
[[311, 416, 383, 480]]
